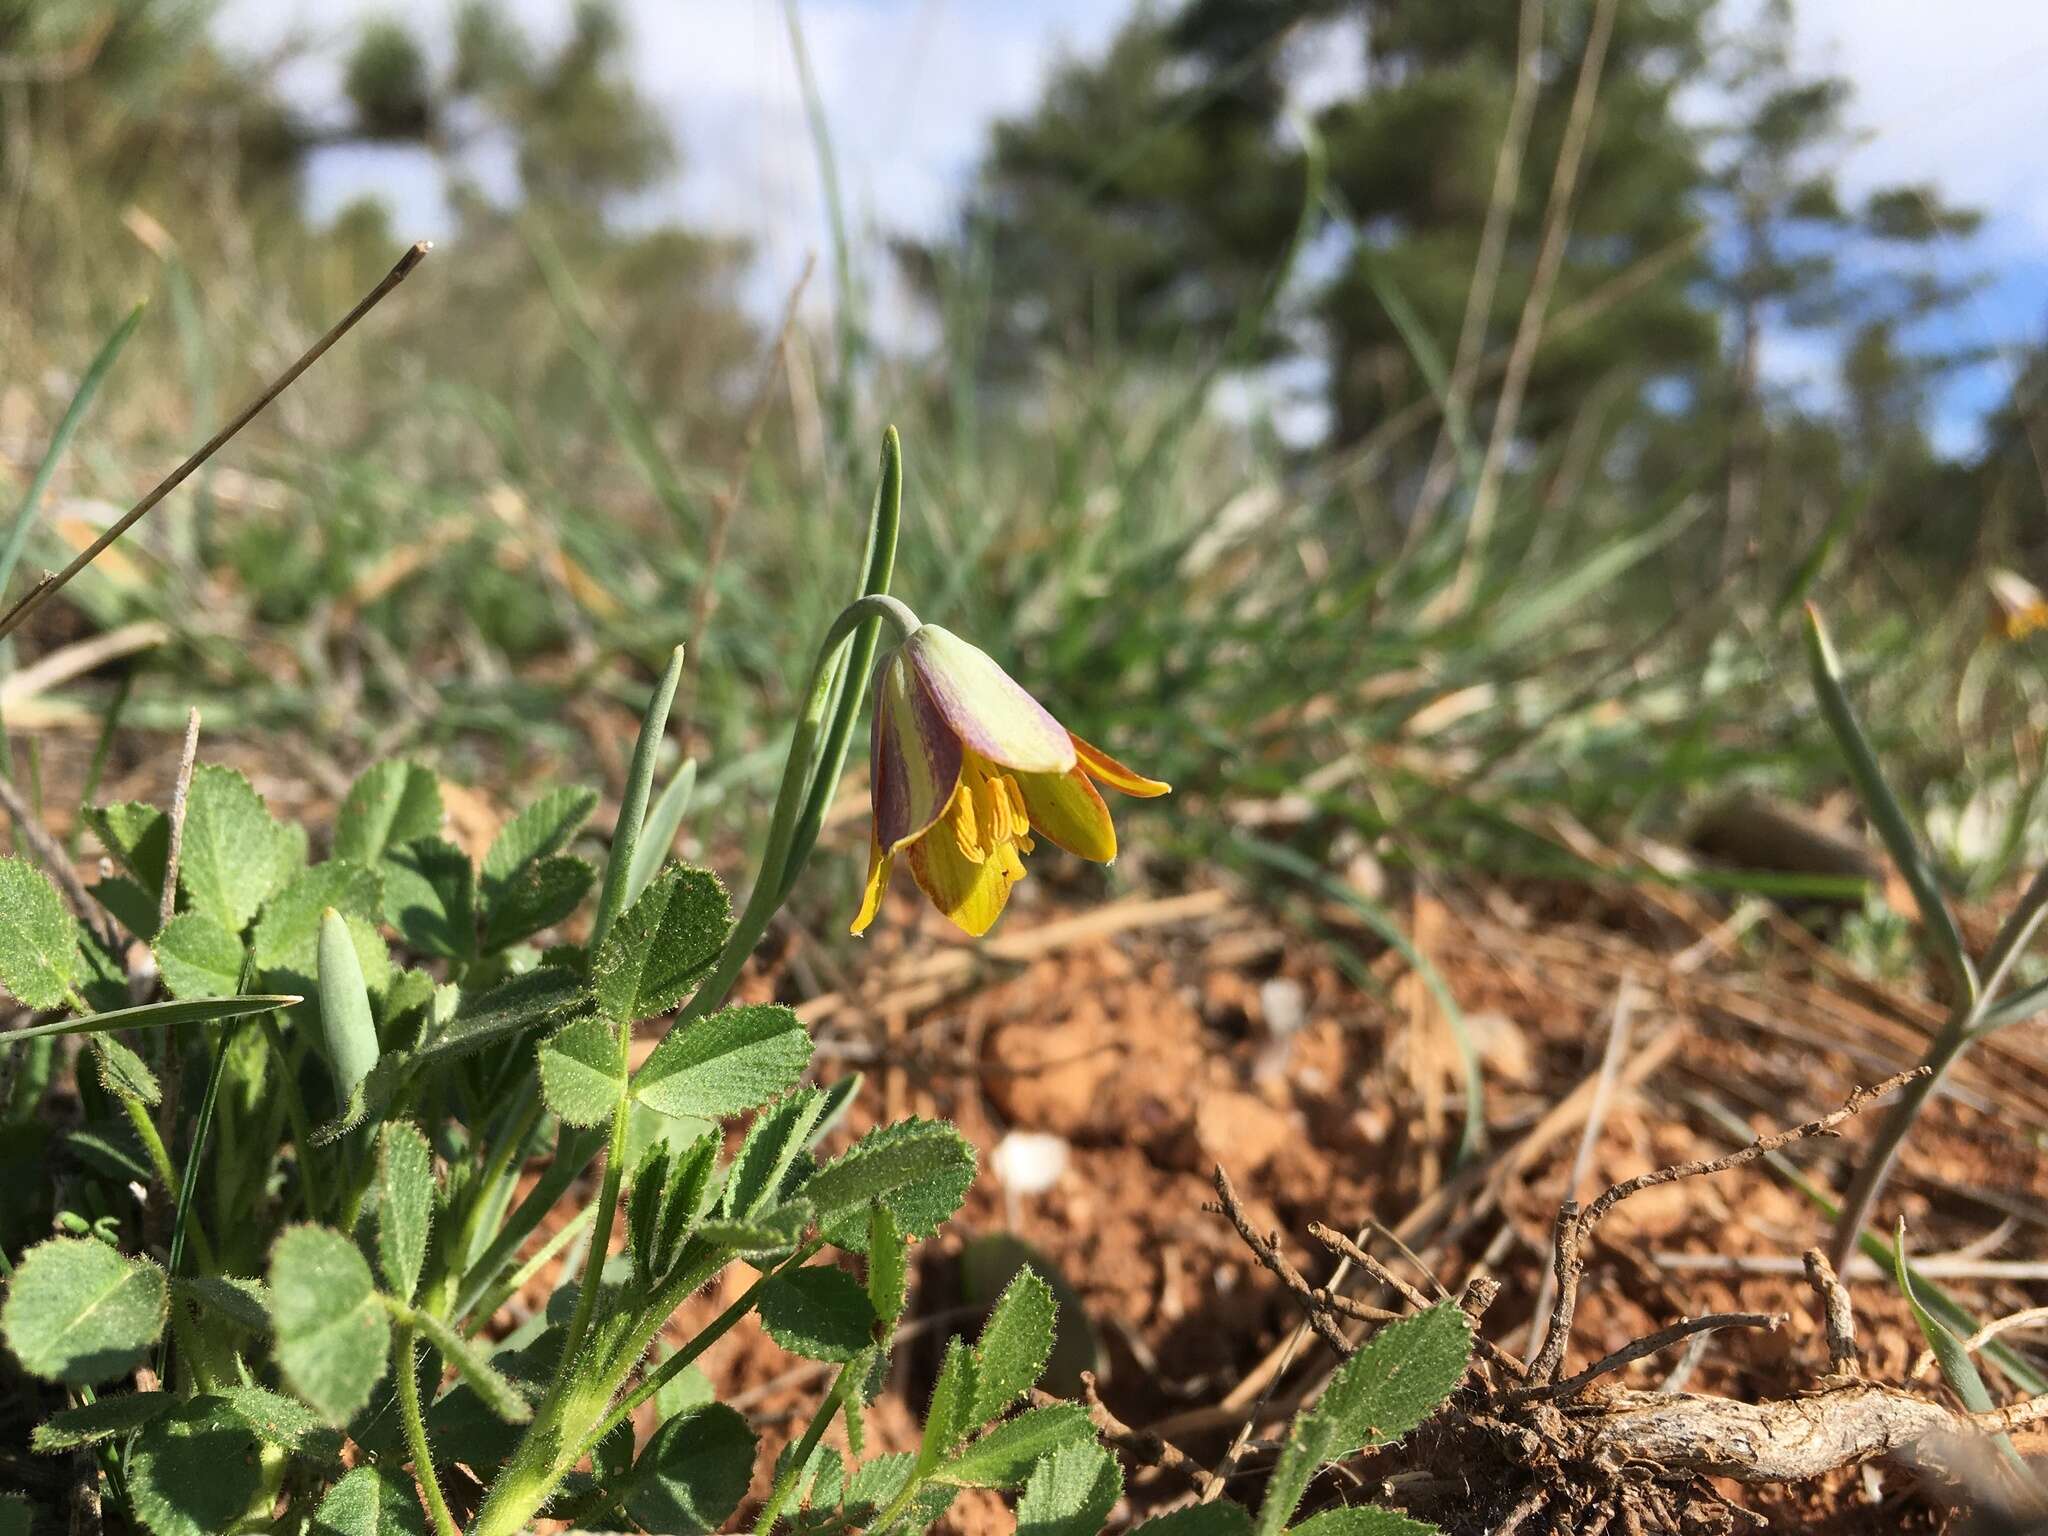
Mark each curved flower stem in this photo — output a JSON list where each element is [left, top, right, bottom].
[[394, 1320, 462, 1536]]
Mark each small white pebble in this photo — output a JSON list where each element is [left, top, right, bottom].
[[991, 1130, 1070, 1196]]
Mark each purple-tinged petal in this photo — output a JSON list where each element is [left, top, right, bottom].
[[902, 625, 1076, 776], [871, 648, 962, 854]]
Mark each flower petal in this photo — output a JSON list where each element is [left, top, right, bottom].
[[904, 626, 1076, 776], [907, 806, 1021, 937], [851, 833, 893, 936], [871, 649, 963, 853], [1071, 733, 1171, 798], [1016, 766, 1117, 862]]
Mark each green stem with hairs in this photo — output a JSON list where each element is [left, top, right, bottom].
[[393, 1321, 462, 1536]]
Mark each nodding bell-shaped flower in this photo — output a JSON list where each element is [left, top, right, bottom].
[[854, 625, 1169, 937]]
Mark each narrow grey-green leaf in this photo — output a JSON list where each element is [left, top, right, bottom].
[[758, 1266, 877, 1362], [804, 1117, 977, 1252], [1893, 1218, 2028, 1479], [335, 762, 444, 866], [252, 860, 382, 973], [1016, 1439, 1123, 1536], [1, 993, 298, 1048], [381, 838, 475, 960], [482, 784, 598, 891], [129, 1396, 268, 1536], [538, 1012, 626, 1126], [311, 1465, 430, 1536], [31, 1390, 173, 1451], [594, 861, 731, 1023], [269, 1224, 391, 1425], [482, 854, 594, 951], [628, 758, 698, 904], [970, 1268, 1056, 1424], [623, 1402, 758, 1536], [410, 1307, 532, 1423], [317, 907, 381, 1106], [0, 855, 80, 1009], [375, 1123, 435, 1302], [633, 1002, 811, 1121], [179, 764, 292, 935], [152, 910, 245, 1000], [933, 1403, 1095, 1489]]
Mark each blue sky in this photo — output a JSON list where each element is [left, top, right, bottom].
[[212, 0, 2048, 453]]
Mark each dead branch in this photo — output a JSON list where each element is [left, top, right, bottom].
[[1803, 1248, 1861, 1379]]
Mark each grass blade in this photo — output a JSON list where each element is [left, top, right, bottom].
[[590, 646, 687, 953], [0, 301, 147, 598], [0, 993, 299, 1047], [1803, 605, 1975, 1004]]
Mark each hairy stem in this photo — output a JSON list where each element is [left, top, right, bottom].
[[394, 1321, 462, 1536]]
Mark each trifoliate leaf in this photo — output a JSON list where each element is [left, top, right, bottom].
[[152, 910, 245, 1000], [334, 762, 443, 866], [178, 765, 293, 935], [129, 1397, 267, 1536], [633, 1003, 812, 1121], [623, 1402, 758, 1536], [758, 1266, 877, 1362], [969, 1267, 1056, 1423], [269, 1225, 390, 1425], [31, 1390, 172, 1451], [538, 1012, 625, 1127], [0, 855, 80, 1009], [173, 1274, 270, 1334], [932, 1403, 1094, 1489], [374, 1122, 435, 1302], [1016, 1439, 1123, 1536], [1, 1237, 165, 1385], [217, 1384, 345, 1462], [310, 1466, 429, 1536], [593, 862, 730, 1023]]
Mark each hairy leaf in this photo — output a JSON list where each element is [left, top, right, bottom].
[[482, 854, 594, 951], [129, 1397, 267, 1536], [179, 765, 293, 935], [720, 1087, 828, 1221], [758, 1266, 878, 1362], [31, 1390, 172, 1451], [1289, 1509, 1443, 1536], [1017, 1439, 1123, 1536], [81, 801, 169, 896], [970, 1268, 1056, 1423], [152, 910, 245, 1000], [310, 1465, 429, 1536], [374, 1123, 435, 1302], [251, 860, 382, 973], [867, 1204, 909, 1329], [633, 1002, 812, 1121], [411, 1308, 532, 1423], [1, 1237, 165, 1385], [804, 1117, 977, 1252], [593, 862, 731, 1022], [90, 1034, 160, 1105], [537, 1012, 625, 1127], [413, 967, 586, 1064], [335, 762, 443, 866], [933, 1403, 1095, 1489], [624, 1402, 758, 1536], [0, 856, 80, 1009], [1131, 1506, 1255, 1536], [269, 1225, 391, 1425], [482, 784, 598, 891], [381, 837, 476, 960]]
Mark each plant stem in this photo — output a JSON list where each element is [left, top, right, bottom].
[[553, 1085, 631, 1371], [259, 1016, 320, 1219], [394, 1321, 462, 1536], [752, 1361, 854, 1536]]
